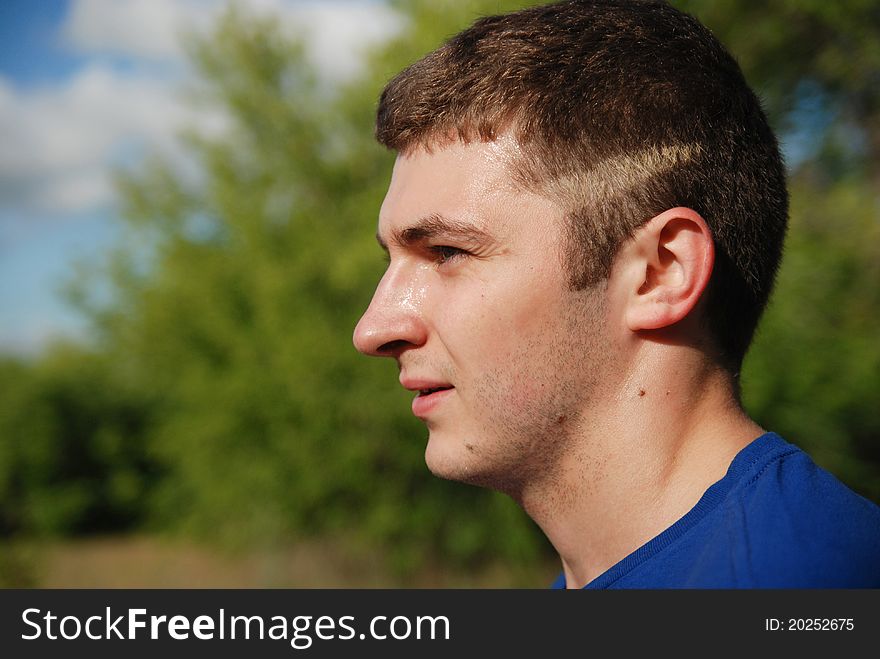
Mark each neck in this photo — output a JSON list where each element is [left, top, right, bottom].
[[516, 343, 763, 589]]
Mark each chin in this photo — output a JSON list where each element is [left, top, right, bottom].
[[424, 432, 481, 484], [424, 432, 519, 494]]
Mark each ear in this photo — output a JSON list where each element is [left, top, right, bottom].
[[619, 207, 714, 332]]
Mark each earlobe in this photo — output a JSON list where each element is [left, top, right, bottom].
[[623, 208, 714, 332]]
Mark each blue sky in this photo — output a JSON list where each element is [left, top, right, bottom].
[[0, 1, 83, 86], [0, 0, 402, 356], [0, 0, 111, 355]]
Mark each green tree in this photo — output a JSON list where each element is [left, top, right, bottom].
[[0, 347, 158, 536]]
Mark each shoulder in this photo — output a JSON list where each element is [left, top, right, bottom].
[[724, 435, 880, 587]]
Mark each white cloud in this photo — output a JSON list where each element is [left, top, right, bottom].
[[62, 0, 405, 78], [63, 0, 214, 61], [274, 1, 406, 80], [0, 66, 194, 213]]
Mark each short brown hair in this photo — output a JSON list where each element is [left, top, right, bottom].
[[376, 0, 788, 371]]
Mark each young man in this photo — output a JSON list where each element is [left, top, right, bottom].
[[352, 0, 880, 588]]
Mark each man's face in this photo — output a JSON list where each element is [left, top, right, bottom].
[[353, 137, 612, 495]]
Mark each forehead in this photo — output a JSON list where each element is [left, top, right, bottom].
[[378, 136, 538, 238]]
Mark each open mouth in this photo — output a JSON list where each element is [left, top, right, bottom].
[[410, 384, 454, 417], [418, 386, 453, 396]]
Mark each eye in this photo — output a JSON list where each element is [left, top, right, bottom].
[[429, 245, 467, 265]]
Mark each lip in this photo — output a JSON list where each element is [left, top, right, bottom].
[[399, 376, 454, 392], [410, 387, 454, 418], [400, 377, 454, 419]]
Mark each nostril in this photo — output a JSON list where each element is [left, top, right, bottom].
[[377, 339, 411, 355]]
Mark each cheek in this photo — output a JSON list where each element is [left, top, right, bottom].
[[436, 274, 559, 367], [447, 286, 574, 401], [464, 262, 561, 324]]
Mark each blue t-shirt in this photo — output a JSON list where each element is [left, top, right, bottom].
[[551, 432, 880, 588]]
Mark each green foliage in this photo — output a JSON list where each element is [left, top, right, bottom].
[[742, 174, 880, 501], [1, 0, 877, 578], [676, 0, 880, 154], [0, 347, 158, 536]]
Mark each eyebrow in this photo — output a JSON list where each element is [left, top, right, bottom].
[[376, 213, 496, 252]]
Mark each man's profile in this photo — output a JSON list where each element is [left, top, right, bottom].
[[352, 0, 880, 588]]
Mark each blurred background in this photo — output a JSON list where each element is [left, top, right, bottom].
[[0, 0, 878, 588]]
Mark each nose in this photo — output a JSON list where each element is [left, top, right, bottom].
[[353, 266, 428, 358]]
